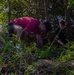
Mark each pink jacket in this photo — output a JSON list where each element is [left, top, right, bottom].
[[10, 17, 40, 34]]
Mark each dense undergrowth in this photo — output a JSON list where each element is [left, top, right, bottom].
[[0, 31, 74, 75]]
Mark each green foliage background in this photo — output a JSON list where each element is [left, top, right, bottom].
[[0, 0, 74, 74]]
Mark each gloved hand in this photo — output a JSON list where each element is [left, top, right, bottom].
[[16, 44, 21, 48], [16, 44, 21, 52]]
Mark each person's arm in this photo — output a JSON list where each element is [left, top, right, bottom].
[[15, 26, 28, 40], [16, 29, 23, 39], [16, 28, 29, 45], [14, 25, 23, 39], [14, 26, 23, 50], [36, 34, 43, 48], [56, 34, 64, 46], [55, 28, 64, 46]]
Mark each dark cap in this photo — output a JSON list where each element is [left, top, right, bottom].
[[7, 23, 14, 37], [59, 20, 66, 26]]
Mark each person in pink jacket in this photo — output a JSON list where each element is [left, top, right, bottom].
[[7, 16, 52, 48]]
